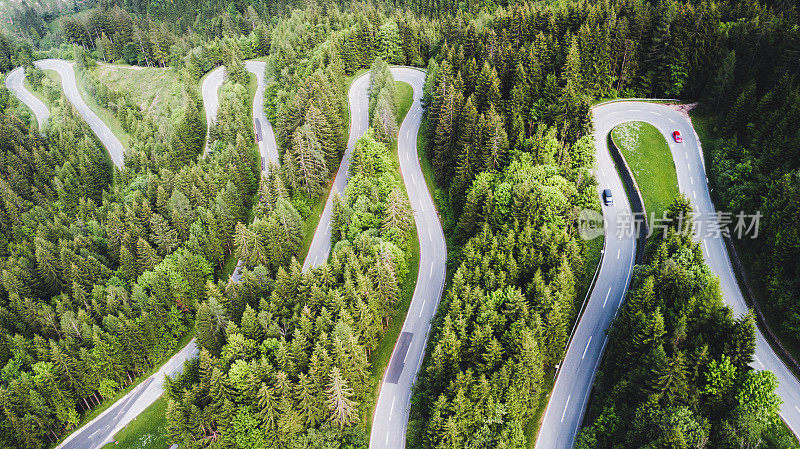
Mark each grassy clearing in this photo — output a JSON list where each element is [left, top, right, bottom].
[[92, 64, 183, 124], [395, 81, 413, 125], [611, 121, 679, 221], [101, 396, 172, 449]]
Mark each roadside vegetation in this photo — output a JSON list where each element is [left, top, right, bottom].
[[0, 0, 798, 447], [102, 396, 171, 449], [611, 121, 679, 221], [577, 196, 796, 448]]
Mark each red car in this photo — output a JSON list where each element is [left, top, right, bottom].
[[672, 130, 683, 143]]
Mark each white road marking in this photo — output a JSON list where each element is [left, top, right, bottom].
[[603, 287, 612, 308], [419, 299, 425, 317], [385, 431, 389, 445], [754, 354, 764, 368], [704, 240, 709, 253], [406, 153, 410, 161], [389, 396, 396, 420], [88, 427, 105, 439], [582, 336, 592, 359], [600, 168, 606, 177], [616, 248, 620, 259], [693, 191, 696, 199], [690, 176, 694, 185], [428, 228, 432, 241], [795, 405, 800, 414], [561, 395, 571, 422], [688, 163, 691, 170], [430, 263, 433, 277]]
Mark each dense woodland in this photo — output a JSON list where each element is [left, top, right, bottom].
[[0, 0, 799, 448], [577, 196, 794, 448]]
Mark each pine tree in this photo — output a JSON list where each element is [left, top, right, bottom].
[[291, 123, 328, 198], [326, 367, 358, 428], [136, 238, 161, 274], [382, 187, 413, 233]]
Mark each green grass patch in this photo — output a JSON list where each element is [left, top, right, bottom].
[[611, 121, 679, 221], [92, 64, 183, 125], [101, 396, 172, 449], [395, 81, 413, 126], [67, 68, 133, 150]]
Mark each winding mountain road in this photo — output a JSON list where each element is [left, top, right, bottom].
[[201, 61, 279, 283], [367, 67, 446, 449], [301, 71, 369, 270], [5, 61, 275, 448], [536, 101, 800, 448], [34, 59, 126, 168], [5, 66, 50, 128], [294, 67, 446, 448]]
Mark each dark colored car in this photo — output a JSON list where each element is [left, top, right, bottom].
[[672, 130, 683, 143], [603, 189, 614, 206]]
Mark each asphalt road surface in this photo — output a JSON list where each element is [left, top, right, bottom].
[[536, 101, 800, 448], [34, 59, 126, 168], [56, 340, 198, 449], [301, 71, 371, 270], [5, 61, 274, 448], [367, 68, 447, 449], [5, 66, 50, 128], [244, 60, 279, 172], [201, 65, 226, 155]]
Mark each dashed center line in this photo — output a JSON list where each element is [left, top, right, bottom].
[[561, 395, 571, 422], [582, 336, 593, 359], [603, 286, 612, 308]]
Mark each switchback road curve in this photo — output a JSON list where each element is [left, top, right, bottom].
[[297, 67, 446, 448], [536, 101, 800, 448], [5, 66, 50, 128], [5, 61, 274, 448], [35, 59, 126, 168], [368, 68, 447, 449]]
